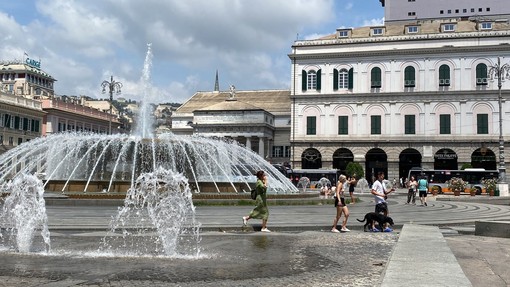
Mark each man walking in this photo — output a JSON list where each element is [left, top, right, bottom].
[[370, 171, 395, 231]]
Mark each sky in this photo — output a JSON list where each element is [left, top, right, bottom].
[[0, 0, 384, 104]]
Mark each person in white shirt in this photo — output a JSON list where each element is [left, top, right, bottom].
[[370, 171, 395, 231]]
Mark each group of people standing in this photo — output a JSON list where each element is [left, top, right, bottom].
[[405, 175, 429, 206]]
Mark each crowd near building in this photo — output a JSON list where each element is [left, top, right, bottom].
[[1, 0, 509, 186]]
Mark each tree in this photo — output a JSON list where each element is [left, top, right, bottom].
[[345, 162, 364, 178]]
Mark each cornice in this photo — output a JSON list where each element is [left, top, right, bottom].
[[289, 44, 510, 60]]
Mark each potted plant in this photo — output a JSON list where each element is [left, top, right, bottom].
[[482, 178, 497, 196], [469, 187, 476, 196], [448, 177, 466, 196], [431, 186, 439, 196]]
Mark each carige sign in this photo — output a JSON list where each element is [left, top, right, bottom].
[[25, 57, 41, 69]]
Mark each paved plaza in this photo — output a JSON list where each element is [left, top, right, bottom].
[[1, 190, 510, 286]]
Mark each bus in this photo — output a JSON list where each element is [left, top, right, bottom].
[[407, 168, 498, 194], [290, 169, 339, 189]]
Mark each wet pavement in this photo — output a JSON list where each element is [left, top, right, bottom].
[[0, 231, 398, 286], [1, 190, 510, 286]]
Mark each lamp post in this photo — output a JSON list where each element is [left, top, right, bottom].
[[101, 76, 122, 135], [489, 57, 510, 185]]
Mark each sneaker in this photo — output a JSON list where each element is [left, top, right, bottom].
[[340, 227, 350, 232], [261, 228, 271, 233], [331, 228, 340, 233], [371, 227, 381, 232], [383, 227, 393, 232], [242, 216, 248, 226], [424, 202, 428, 206]]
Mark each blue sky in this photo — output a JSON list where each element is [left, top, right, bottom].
[[0, 0, 384, 103]]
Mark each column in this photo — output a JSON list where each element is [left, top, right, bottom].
[[259, 137, 265, 158], [246, 137, 251, 151]]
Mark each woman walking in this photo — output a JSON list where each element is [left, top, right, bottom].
[[331, 175, 350, 233], [406, 176, 418, 205], [242, 170, 271, 232]]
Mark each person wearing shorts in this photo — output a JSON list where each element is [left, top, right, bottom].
[[371, 172, 394, 231], [331, 175, 350, 233], [417, 176, 429, 206]]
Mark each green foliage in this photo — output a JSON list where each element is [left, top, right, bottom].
[[345, 162, 364, 178], [460, 163, 472, 170]]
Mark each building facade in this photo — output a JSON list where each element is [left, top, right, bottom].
[[0, 92, 45, 154], [171, 89, 292, 164], [289, 14, 510, 183], [381, 0, 510, 23]]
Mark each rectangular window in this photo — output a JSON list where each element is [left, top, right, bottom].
[[371, 115, 381, 135], [443, 24, 455, 32], [408, 12, 416, 16], [284, 146, 291, 158], [272, 146, 283, 158], [407, 26, 418, 33], [8, 137, 13, 145], [306, 116, 316, 135], [0, 114, 3, 128], [338, 30, 349, 37], [471, 8, 475, 12], [440, 10, 444, 14], [17, 138, 23, 145], [477, 114, 489, 134], [480, 22, 492, 30], [463, 9, 467, 13], [439, 114, 451, 134], [338, 116, 348, 135], [372, 28, 383, 36], [405, 115, 416, 134]]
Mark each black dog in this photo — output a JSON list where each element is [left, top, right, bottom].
[[356, 212, 394, 232]]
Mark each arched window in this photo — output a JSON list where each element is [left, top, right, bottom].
[[307, 70, 317, 90], [371, 67, 382, 88], [301, 69, 321, 91], [404, 66, 416, 87], [476, 63, 488, 85], [439, 64, 450, 86], [333, 68, 349, 90]]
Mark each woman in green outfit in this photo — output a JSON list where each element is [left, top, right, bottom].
[[242, 170, 270, 232]]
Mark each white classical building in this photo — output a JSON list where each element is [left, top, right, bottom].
[[289, 13, 510, 182]]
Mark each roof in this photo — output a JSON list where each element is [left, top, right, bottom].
[[175, 90, 291, 115], [304, 18, 510, 43]]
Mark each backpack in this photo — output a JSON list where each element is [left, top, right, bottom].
[[250, 188, 257, 200]]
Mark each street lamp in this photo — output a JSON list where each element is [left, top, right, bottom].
[[101, 76, 122, 135], [488, 57, 510, 185]]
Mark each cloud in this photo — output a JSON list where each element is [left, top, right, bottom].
[[1, 0, 351, 102], [363, 17, 385, 27]]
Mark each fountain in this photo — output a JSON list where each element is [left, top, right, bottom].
[[0, 44, 297, 195], [0, 44, 297, 256], [0, 174, 51, 253]]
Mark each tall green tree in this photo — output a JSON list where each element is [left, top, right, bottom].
[[345, 162, 364, 178]]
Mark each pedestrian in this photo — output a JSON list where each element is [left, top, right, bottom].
[[242, 170, 270, 232], [417, 175, 429, 206], [348, 174, 357, 204], [331, 174, 350, 233], [370, 171, 395, 231], [406, 176, 418, 205]]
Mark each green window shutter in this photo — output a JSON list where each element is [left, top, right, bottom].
[[371, 115, 381, 134], [23, 118, 28, 131], [371, 67, 382, 88], [440, 114, 451, 134], [14, 116, 20, 129], [316, 69, 321, 91], [405, 115, 416, 134], [348, 68, 354, 89], [307, 116, 316, 135], [439, 65, 450, 86], [404, 66, 416, 87], [35, 120, 40, 133], [333, 69, 338, 90], [302, 70, 307, 91], [338, 116, 348, 135], [476, 64, 488, 85], [477, 114, 489, 134]]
